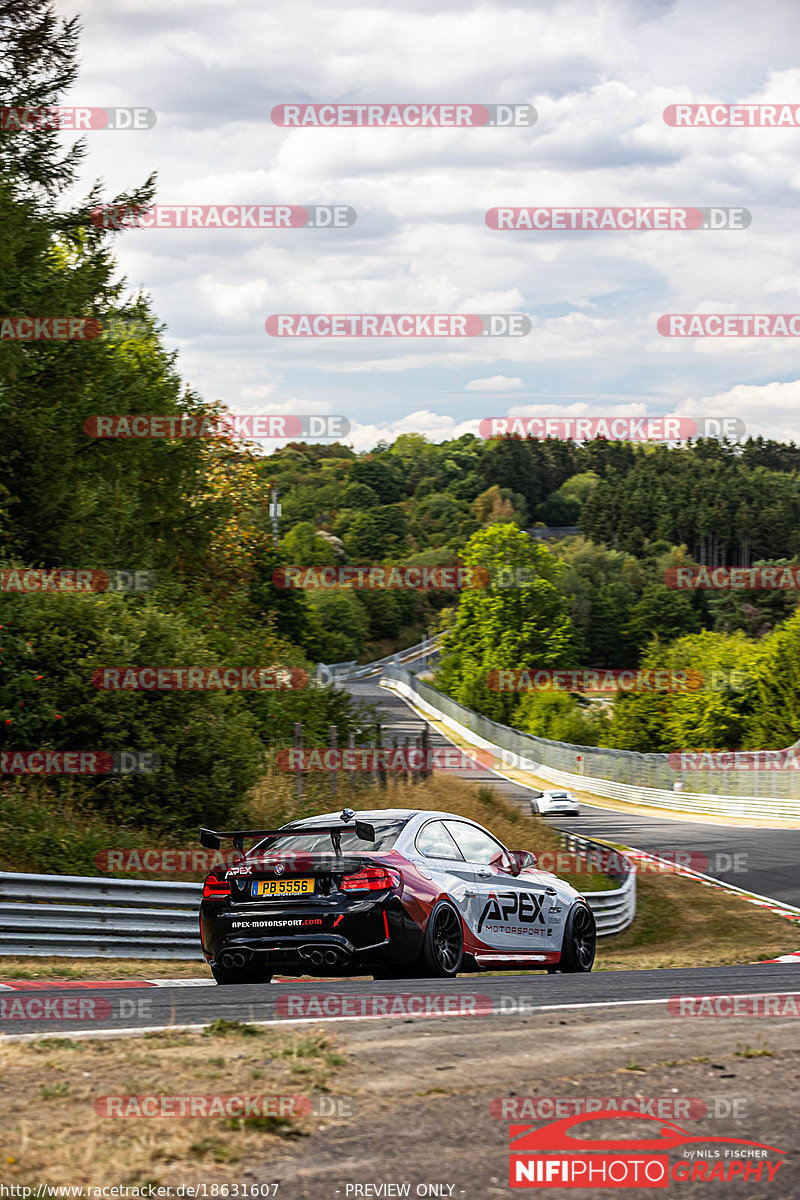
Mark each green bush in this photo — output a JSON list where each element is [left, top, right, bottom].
[[0, 593, 265, 830]]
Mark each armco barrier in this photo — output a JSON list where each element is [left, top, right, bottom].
[[321, 635, 441, 682], [0, 836, 633, 956], [0, 872, 202, 959], [558, 834, 635, 936], [381, 668, 800, 820]]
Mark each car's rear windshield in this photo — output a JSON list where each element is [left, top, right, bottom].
[[250, 819, 408, 855]]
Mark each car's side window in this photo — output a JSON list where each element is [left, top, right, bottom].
[[415, 820, 465, 860], [444, 820, 509, 867]]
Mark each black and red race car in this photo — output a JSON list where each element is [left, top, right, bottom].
[[198, 807, 596, 984]]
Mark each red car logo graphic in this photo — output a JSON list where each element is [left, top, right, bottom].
[[510, 1111, 783, 1155]]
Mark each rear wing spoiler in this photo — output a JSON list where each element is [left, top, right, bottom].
[[199, 821, 376, 854]]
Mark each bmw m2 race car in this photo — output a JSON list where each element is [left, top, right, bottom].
[[198, 807, 596, 984]]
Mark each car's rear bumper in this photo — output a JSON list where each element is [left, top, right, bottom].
[[200, 894, 424, 974]]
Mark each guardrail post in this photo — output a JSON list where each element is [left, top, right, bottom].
[[376, 722, 387, 790], [294, 722, 303, 800], [348, 732, 356, 791], [329, 725, 338, 797]]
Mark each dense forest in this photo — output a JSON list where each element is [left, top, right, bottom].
[[4, 2, 800, 861]]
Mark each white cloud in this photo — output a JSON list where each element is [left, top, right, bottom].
[[465, 375, 524, 391], [49, 0, 800, 437]]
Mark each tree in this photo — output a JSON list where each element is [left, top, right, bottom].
[[350, 458, 402, 504], [472, 485, 528, 527], [436, 524, 579, 721], [344, 505, 408, 559], [281, 522, 338, 566], [624, 583, 701, 658]]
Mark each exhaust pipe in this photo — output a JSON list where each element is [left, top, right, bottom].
[[309, 950, 324, 966], [219, 948, 252, 970], [324, 950, 339, 966]]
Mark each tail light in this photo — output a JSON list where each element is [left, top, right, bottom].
[[340, 866, 401, 892], [203, 875, 231, 900]]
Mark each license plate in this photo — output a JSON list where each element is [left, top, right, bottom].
[[251, 877, 314, 897]]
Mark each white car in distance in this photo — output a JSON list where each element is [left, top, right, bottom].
[[530, 789, 581, 816]]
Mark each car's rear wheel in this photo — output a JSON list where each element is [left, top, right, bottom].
[[420, 900, 463, 977], [557, 902, 596, 973], [210, 962, 272, 986]]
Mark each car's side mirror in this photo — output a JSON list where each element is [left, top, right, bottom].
[[490, 849, 537, 876], [509, 850, 537, 874]]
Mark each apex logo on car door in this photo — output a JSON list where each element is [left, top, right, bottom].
[[477, 888, 545, 932], [442, 820, 559, 952]]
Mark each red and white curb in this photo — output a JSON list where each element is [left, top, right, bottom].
[[0, 974, 332, 991], [0, 977, 215, 991], [611, 845, 800, 963]]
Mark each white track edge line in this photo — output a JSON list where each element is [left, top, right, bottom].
[[3, 989, 800, 1044]]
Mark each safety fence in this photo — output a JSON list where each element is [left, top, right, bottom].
[[381, 669, 800, 819], [0, 829, 633, 958], [0, 872, 201, 959]]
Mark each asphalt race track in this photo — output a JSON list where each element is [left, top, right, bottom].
[[2, 666, 799, 1044], [349, 675, 800, 907], [3, 963, 800, 1039]]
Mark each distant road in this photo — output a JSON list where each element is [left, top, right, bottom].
[[347, 677, 800, 908]]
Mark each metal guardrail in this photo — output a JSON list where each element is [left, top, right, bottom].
[[318, 636, 441, 682], [382, 667, 800, 816], [0, 872, 202, 959], [0, 829, 633, 958], [560, 834, 636, 937]]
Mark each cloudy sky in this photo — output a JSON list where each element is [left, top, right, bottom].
[[53, 0, 800, 449]]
